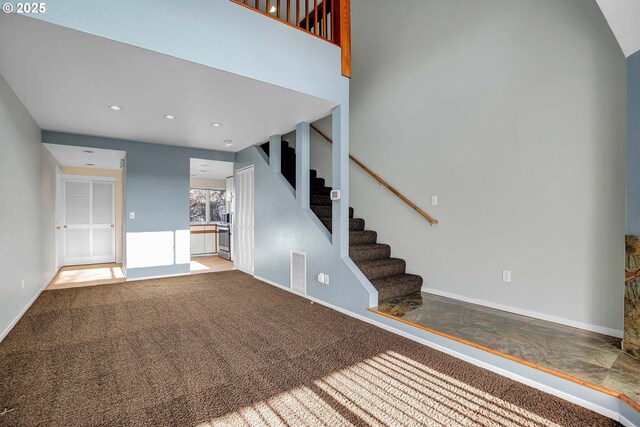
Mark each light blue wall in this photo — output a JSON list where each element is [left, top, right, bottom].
[[28, 0, 348, 105], [628, 50, 640, 235], [42, 131, 234, 279]]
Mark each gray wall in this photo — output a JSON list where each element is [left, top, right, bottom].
[[42, 132, 234, 279], [346, 0, 626, 334], [0, 73, 58, 339], [628, 50, 640, 234]]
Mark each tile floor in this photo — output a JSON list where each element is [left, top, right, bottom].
[[376, 292, 640, 405]]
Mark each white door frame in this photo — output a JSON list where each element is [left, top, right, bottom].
[[54, 166, 63, 271], [62, 174, 116, 266], [234, 165, 254, 274]]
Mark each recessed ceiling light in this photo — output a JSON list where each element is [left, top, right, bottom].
[[108, 105, 121, 111], [83, 150, 94, 154], [86, 163, 95, 166], [224, 140, 233, 147], [269, 5, 276, 13], [164, 115, 176, 120], [211, 123, 222, 127]]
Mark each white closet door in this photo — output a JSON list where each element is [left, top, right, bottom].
[[235, 166, 254, 274], [92, 181, 115, 263], [63, 179, 115, 265], [64, 180, 92, 265]]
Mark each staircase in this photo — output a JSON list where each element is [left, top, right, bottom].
[[261, 141, 423, 303]]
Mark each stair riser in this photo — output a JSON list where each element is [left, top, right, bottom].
[[310, 186, 331, 196], [350, 231, 377, 245], [322, 218, 365, 232], [358, 260, 406, 280], [311, 196, 331, 206], [350, 246, 391, 262], [378, 282, 422, 303], [311, 206, 354, 219], [311, 177, 325, 187]]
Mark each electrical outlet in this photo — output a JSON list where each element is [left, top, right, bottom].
[[431, 195, 438, 206], [317, 273, 325, 284], [21, 280, 25, 291], [324, 274, 330, 285], [502, 270, 511, 283], [129, 212, 135, 219]]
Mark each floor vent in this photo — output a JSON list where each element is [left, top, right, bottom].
[[291, 252, 306, 294]]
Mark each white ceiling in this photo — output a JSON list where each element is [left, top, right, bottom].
[[190, 158, 234, 180], [44, 143, 125, 170], [596, 0, 640, 57], [0, 14, 337, 153]]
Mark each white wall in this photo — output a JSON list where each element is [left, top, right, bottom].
[[0, 73, 58, 340], [347, 0, 627, 334]]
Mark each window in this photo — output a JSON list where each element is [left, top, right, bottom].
[[209, 190, 226, 222], [190, 188, 226, 223]]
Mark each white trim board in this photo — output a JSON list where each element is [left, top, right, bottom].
[[0, 271, 57, 343], [422, 286, 623, 338], [254, 274, 637, 427]]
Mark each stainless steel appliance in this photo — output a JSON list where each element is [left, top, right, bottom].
[[218, 225, 231, 260]]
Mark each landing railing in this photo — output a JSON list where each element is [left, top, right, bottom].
[[310, 124, 439, 225], [230, 0, 351, 77]]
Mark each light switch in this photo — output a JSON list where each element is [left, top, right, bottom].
[[129, 212, 135, 219], [431, 195, 438, 206]]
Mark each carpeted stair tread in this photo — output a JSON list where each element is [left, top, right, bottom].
[[311, 205, 354, 219], [356, 257, 406, 280], [371, 274, 424, 303], [349, 244, 392, 262], [350, 230, 378, 245], [321, 218, 365, 232]]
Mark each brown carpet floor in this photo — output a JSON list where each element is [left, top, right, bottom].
[[0, 270, 620, 426]]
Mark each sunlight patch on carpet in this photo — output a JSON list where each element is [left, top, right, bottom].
[[197, 351, 563, 426]]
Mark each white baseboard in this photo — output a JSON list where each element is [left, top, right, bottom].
[[0, 270, 57, 343], [254, 274, 633, 425], [422, 286, 623, 338]]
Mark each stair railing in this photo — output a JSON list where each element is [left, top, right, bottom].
[[230, 0, 351, 77], [310, 124, 439, 225]]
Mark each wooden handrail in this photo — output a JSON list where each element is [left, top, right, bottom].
[[310, 124, 439, 225]]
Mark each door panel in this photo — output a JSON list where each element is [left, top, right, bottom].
[[65, 181, 90, 224], [93, 182, 113, 224], [65, 229, 91, 259]]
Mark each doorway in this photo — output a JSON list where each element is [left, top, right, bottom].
[[62, 176, 116, 265]]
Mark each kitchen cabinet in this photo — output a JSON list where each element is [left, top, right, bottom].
[[190, 224, 218, 255]]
